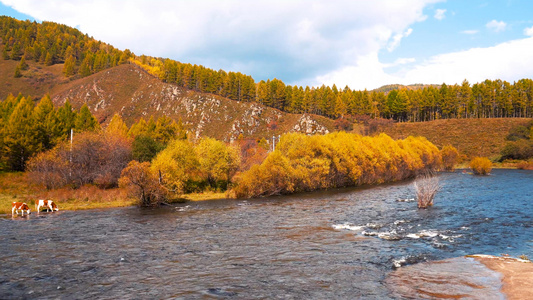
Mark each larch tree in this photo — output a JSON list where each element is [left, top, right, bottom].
[[75, 104, 99, 132], [105, 114, 129, 139], [3, 96, 39, 171]]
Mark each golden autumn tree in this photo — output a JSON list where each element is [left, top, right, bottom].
[[105, 114, 129, 139], [195, 138, 240, 189], [151, 139, 198, 194]]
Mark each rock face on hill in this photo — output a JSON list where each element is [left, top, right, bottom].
[[50, 64, 333, 141]]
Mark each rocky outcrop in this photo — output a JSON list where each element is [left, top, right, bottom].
[[292, 114, 330, 135]]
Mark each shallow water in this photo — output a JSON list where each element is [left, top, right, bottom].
[[1, 169, 532, 299]]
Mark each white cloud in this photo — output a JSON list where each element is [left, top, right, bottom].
[[390, 57, 416, 66], [486, 20, 507, 32], [434, 9, 446, 20], [524, 26, 533, 36], [461, 29, 479, 35], [317, 36, 533, 90], [387, 28, 413, 52], [0, 0, 441, 84]]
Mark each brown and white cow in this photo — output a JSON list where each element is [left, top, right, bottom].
[[12, 202, 31, 216], [36, 199, 59, 213]]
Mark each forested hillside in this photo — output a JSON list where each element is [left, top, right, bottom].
[[3, 15, 533, 126], [132, 57, 533, 122], [0, 16, 131, 79]]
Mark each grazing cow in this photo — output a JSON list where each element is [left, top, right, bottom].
[[12, 202, 31, 216], [36, 199, 59, 213]]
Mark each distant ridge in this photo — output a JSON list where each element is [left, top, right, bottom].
[[373, 83, 440, 94]]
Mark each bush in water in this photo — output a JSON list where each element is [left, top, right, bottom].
[[414, 172, 440, 209], [469, 157, 492, 175]]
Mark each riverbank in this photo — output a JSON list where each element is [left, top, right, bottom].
[[387, 255, 533, 299], [0, 172, 229, 214], [471, 255, 533, 299]]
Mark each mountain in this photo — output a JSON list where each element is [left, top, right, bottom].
[[0, 52, 333, 141]]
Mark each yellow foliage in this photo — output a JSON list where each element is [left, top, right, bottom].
[[106, 114, 129, 139], [469, 157, 492, 175], [233, 150, 294, 198], [151, 139, 198, 193], [441, 145, 460, 171], [195, 138, 241, 187], [233, 132, 443, 198]]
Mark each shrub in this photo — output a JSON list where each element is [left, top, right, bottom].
[[516, 161, 533, 170], [414, 172, 439, 209], [506, 125, 530, 141], [334, 116, 353, 131], [500, 140, 533, 161], [469, 157, 492, 175], [26, 147, 70, 189], [232, 132, 442, 198], [237, 139, 268, 171], [195, 138, 240, 189], [232, 150, 295, 198], [440, 145, 460, 171], [119, 161, 166, 206], [26, 132, 132, 189], [151, 139, 198, 194]]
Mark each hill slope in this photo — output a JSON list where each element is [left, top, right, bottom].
[[0, 46, 334, 141], [49, 64, 333, 141], [383, 118, 531, 159]]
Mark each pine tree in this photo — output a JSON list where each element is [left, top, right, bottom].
[[75, 104, 99, 132], [13, 65, 22, 78], [55, 100, 77, 141], [2, 47, 8, 60], [33, 95, 57, 150], [3, 96, 39, 171], [63, 55, 76, 77], [106, 114, 128, 138], [128, 117, 148, 138], [44, 52, 53, 66], [10, 42, 21, 60], [78, 55, 92, 77], [18, 56, 28, 70]]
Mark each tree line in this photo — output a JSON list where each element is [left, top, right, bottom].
[[0, 16, 132, 78], [132, 56, 533, 122]]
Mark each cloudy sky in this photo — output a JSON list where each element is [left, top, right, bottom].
[[1, 0, 532, 90]]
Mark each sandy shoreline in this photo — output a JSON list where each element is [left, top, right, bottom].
[[386, 255, 533, 299], [471, 255, 533, 299]]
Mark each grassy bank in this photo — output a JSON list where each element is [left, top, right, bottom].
[[0, 172, 229, 215], [384, 118, 532, 160]]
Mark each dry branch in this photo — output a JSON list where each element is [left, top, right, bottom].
[[414, 172, 440, 209]]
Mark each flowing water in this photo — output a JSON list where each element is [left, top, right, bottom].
[[1, 169, 532, 299]]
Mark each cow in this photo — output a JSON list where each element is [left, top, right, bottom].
[[36, 199, 59, 213], [12, 202, 31, 216]]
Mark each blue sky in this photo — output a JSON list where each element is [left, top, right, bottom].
[[1, 0, 533, 90]]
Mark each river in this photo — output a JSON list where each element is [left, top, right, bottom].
[[1, 169, 532, 299]]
